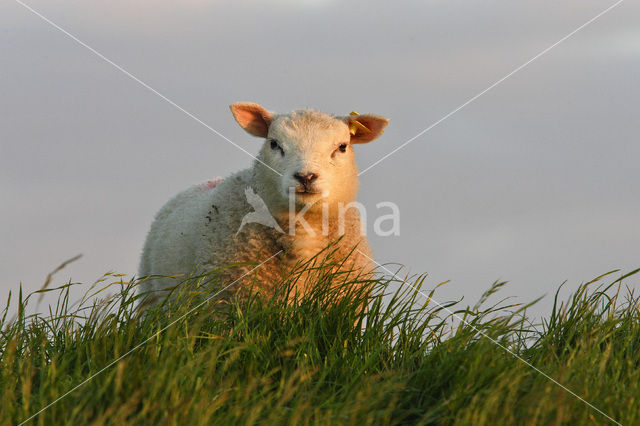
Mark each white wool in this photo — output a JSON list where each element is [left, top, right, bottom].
[[138, 103, 389, 305]]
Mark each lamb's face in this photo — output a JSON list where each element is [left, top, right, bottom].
[[262, 111, 357, 208], [230, 102, 389, 213]]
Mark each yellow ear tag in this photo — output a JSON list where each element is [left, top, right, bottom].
[[348, 111, 371, 135]]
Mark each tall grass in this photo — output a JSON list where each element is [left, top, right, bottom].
[[1, 255, 638, 425]]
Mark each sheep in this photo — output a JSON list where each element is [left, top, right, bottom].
[[138, 102, 389, 305]]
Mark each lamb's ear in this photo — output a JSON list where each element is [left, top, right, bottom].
[[229, 102, 274, 138], [345, 114, 389, 144]]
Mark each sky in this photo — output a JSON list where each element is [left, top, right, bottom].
[[1, 0, 638, 319]]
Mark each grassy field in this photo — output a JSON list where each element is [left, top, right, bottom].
[[1, 255, 639, 425]]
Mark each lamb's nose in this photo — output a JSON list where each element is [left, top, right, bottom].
[[293, 172, 318, 185]]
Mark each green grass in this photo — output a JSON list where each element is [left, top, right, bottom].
[[1, 254, 639, 425]]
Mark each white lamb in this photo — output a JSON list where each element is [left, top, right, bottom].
[[138, 102, 389, 304]]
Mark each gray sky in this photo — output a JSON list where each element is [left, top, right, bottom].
[[1, 0, 638, 318]]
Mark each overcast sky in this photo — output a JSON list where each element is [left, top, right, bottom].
[[1, 0, 638, 318]]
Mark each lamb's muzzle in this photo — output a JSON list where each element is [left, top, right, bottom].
[[293, 172, 318, 193]]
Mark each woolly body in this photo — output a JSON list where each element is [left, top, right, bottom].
[[138, 104, 389, 303]]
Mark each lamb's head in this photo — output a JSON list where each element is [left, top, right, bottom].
[[230, 102, 389, 213]]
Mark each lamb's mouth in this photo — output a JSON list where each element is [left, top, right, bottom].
[[292, 184, 322, 195], [287, 185, 323, 199]]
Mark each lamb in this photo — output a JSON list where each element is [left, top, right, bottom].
[[138, 102, 389, 305]]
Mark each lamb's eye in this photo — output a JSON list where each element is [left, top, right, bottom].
[[269, 139, 284, 156], [338, 143, 348, 153]]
